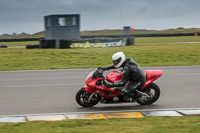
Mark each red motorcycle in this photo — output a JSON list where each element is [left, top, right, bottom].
[[76, 68, 163, 107]]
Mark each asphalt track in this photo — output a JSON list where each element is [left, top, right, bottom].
[[0, 66, 199, 116]]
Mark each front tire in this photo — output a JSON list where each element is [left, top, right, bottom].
[[137, 83, 160, 105], [75, 88, 101, 107]]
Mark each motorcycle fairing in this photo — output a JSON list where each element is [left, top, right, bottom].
[[140, 70, 163, 89], [84, 72, 121, 99]]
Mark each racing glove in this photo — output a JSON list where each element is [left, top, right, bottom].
[[98, 65, 115, 71]]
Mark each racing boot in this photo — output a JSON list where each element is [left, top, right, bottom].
[[123, 88, 137, 97], [123, 82, 142, 97]]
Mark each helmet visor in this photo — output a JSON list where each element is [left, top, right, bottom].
[[112, 57, 121, 66]]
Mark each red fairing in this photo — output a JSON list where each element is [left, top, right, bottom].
[[140, 70, 163, 89], [106, 70, 163, 89], [145, 70, 163, 81], [84, 71, 121, 98], [82, 86, 93, 94], [85, 71, 103, 89], [106, 71, 123, 83]]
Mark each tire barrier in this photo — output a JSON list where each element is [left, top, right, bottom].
[[40, 39, 56, 48], [60, 40, 71, 48], [126, 37, 134, 46], [26, 44, 40, 49]]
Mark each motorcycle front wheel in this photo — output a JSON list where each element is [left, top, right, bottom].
[[137, 83, 160, 105], [76, 88, 101, 107]]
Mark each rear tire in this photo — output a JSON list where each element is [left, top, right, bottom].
[[75, 88, 101, 107], [137, 83, 160, 105]]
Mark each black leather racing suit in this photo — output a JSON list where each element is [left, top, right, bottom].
[[102, 58, 146, 95]]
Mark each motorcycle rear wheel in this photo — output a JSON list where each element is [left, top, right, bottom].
[[137, 83, 160, 105], [76, 88, 101, 107]]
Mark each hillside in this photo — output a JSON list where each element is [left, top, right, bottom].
[[0, 28, 200, 39]]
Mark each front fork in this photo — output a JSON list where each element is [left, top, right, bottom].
[[88, 92, 95, 101], [82, 87, 99, 103]]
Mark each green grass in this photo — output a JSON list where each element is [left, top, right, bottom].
[[81, 28, 200, 36], [0, 36, 200, 71], [1, 41, 39, 47], [0, 116, 200, 133], [136, 36, 200, 43]]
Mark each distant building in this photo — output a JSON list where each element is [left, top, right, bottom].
[[44, 14, 80, 48], [123, 26, 131, 34]]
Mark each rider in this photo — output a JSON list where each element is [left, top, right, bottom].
[[99, 52, 146, 97]]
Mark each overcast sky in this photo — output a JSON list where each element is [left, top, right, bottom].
[[0, 0, 200, 34]]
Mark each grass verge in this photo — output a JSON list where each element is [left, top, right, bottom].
[[0, 36, 200, 71], [0, 116, 200, 133], [0, 41, 39, 47]]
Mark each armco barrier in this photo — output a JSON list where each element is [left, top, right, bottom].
[[0, 38, 43, 42]]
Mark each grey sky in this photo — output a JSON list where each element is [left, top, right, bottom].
[[0, 0, 200, 34]]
